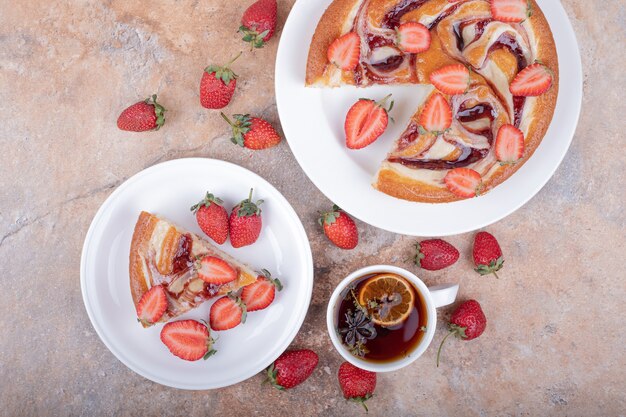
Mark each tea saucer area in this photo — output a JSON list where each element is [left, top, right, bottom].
[[0, 0, 624, 415]]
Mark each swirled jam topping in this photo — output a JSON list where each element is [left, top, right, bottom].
[[339, 0, 541, 186]]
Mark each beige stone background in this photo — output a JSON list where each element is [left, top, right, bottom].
[[0, 0, 625, 415]]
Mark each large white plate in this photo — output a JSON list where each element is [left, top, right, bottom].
[[80, 158, 313, 390], [275, 0, 582, 236]]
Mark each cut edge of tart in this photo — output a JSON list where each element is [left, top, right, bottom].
[[129, 211, 257, 327]]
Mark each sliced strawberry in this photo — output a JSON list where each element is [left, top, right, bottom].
[[429, 64, 470, 95], [241, 269, 283, 312], [495, 124, 525, 164], [396, 22, 431, 53], [345, 94, 393, 149], [491, 0, 530, 23], [210, 295, 246, 331], [444, 168, 483, 198], [160, 320, 215, 361], [327, 32, 360, 71], [197, 256, 237, 285], [419, 93, 452, 134], [509, 63, 553, 96], [136, 285, 167, 326]]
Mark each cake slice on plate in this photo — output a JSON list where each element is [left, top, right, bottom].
[[129, 211, 257, 327]]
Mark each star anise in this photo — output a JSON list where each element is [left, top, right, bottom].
[[339, 309, 377, 348]]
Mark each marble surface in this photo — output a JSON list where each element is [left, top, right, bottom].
[[0, 0, 625, 415]]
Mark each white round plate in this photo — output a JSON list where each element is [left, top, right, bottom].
[[80, 158, 313, 390], [275, 0, 582, 236]]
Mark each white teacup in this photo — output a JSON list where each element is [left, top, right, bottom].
[[326, 265, 459, 372]]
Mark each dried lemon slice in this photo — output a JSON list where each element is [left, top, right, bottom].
[[358, 273, 414, 327]]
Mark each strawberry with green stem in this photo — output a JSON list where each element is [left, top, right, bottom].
[[200, 52, 242, 109], [117, 94, 166, 132], [473, 231, 504, 279], [265, 349, 319, 390], [190, 192, 229, 244], [239, 0, 277, 49], [436, 300, 486, 367], [221, 113, 281, 150], [229, 188, 264, 248], [319, 205, 358, 250]]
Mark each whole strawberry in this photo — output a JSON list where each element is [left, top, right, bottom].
[[414, 239, 459, 271], [200, 52, 242, 109], [239, 0, 277, 49], [229, 188, 263, 248], [190, 192, 229, 244], [265, 349, 319, 390], [473, 231, 504, 279], [221, 113, 281, 150], [117, 94, 166, 132], [338, 362, 376, 412], [436, 299, 487, 367], [319, 205, 358, 250]]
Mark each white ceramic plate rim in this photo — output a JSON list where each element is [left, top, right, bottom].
[[80, 158, 314, 390], [275, 0, 582, 237]]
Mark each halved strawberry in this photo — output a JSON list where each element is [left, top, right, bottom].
[[495, 124, 525, 164], [491, 0, 530, 23], [327, 32, 360, 71], [419, 93, 452, 134], [396, 22, 431, 53], [136, 285, 167, 326], [429, 64, 470, 95], [509, 63, 553, 96], [444, 168, 483, 198], [345, 94, 393, 149], [241, 269, 283, 312], [160, 320, 216, 361], [210, 295, 246, 331], [197, 256, 237, 285]]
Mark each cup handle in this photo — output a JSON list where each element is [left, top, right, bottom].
[[427, 284, 459, 308]]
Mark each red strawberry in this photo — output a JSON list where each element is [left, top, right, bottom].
[[319, 205, 358, 250], [241, 269, 283, 312], [444, 168, 482, 198], [229, 188, 263, 248], [495, 124, 525, 164], [265, 349, 319, 390], [327, 32, 360, 71], [239, 0, 277, 49], [345, 94, 394, 149], [436, 300, 486, 366], [160, 320, 216, 361], [396, 22, 431, 53], [136, 285, 167, 326], [473, 231, 504, 279], [200, 53, 241, 109], [210, 295, 247, 331], [419, 93, 452, 134], [509, 63, 553, 96], [117, 94, 166, 132], [338, 362, 377, 412], [222, 113, 281, 150], [190, 192, 229, 244], [414, 239, 459, 271], [429, 64, 470, 95], [491, 0, 530, 23], [197, 256, 237, 285]]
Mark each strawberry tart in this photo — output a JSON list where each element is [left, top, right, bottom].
[[129, 211, 257, 327], [306, 0, 558, 202]]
